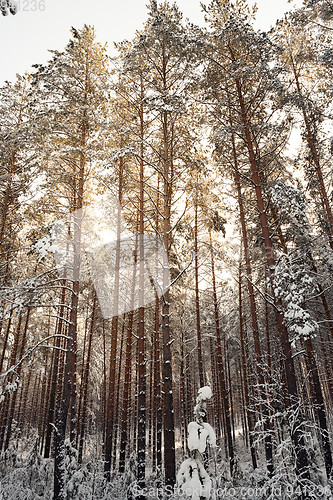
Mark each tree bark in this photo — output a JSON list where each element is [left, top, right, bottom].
[[233, 70, 310, 480], [119, 234, 139, 473], [54, 88, 87, 499], [209, 229, 235, 475], [290, 56, 333, 250], [0, 312, 22, 451], [137, 76, 146, 497], [194, 180, 204, 388], [160, 44, 176, 485], [78, 293, 96, 464], [230, 122, 273, 475], [305, 337, 332, 478], [104, 156, 124, 479]]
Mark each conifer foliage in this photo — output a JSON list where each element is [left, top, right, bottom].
[[1, 1, 333, 499]]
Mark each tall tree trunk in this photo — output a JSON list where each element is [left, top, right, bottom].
[[119, 234, 139, 473], [78, 294, 96, 464], [19, 368, 32, 434], [44, 283, 67, 458], [112, 315, 126, 470], [137, 76, 146, 497], [154, 175, 163, 473], [148, 354, 153, 457], [54, 99, 86, 499], [194, 180, 204, 388], [29, 371, 42, 432], [37, 348, 50, 439], [161, 46, 176, 485], [290, 56, 333, 250], [232, 69, 310, 480], [265, 277, 272, 385], [40, 340, 53, 454], [104, 156, 124, 479], [239, 260, 258, 469], [230, 112, 274, 476], [237, 356, 248, 447], [209, 336, 220, 439], [226, 341, 236, 444], [76, 302, 89, 449], [0, 152, 15, 257], [209, 229, 235, 475], [102, 320, 107, 454], [0, 313, 22, 451], [4, 309, 31, 451], [180, 328, 188, 458], [305, 337, 332, 478], [0, 309, 13, 374]]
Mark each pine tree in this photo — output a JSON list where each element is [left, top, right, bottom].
[[271, 180, 333, 478], [202, 0, 311, 482], [274, 13, 333, 250], [117, 1, 200, 485], [31, 25, 110, 500]]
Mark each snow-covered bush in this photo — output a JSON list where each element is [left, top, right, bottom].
[[0, 440, 53, 500], [176, 386, 216, 500]]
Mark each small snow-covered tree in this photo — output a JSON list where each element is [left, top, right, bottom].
[[271, 180, 333, 479], [177, 386, 216, 500]]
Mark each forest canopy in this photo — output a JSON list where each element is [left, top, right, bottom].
[[1, 1, 333, 499]]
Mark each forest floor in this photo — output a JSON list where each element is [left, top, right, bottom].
[[0, 429, 332, 499]]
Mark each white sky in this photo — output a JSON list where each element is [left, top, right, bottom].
[[1, 0, 303, 85]]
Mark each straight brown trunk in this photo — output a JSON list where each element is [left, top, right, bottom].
[[37, 349, 50, 440], [265, 278, 272, 384], [28, 371, 41, 432], [0, 153, 15, 257], [18, 366, 31, 427], [104, 156, 124, 479], [40, 342, 54, 454], [209, 336, 220, 439], [154, 175, 162, 473], [76, 303, 90, 449], [233, 70, 310, 480], [226, 342, 236, 443], [305, 337, 332, 478], [230, 113, 274, 475], [239, 259, 257, 469], [148, 355, 153, 455], [44, 283, 67, 458], [102, 320, 107, 452], [112, 315, 126, 470], [161, 52, 175, 484], [290, 57, 333, 249], [209, 230, 234, 474], [54, 99, 86, 500], [194, 183, 204, 388], [78, 294, 96, 464], [180, 328, 188, 458], [237, 356, 248, 447], [0, 312, 23, 451], [137, 77, 146, 496], [119, 234, 139, 474], [0, 309, 13, 374], [133, 334, 139, 451]]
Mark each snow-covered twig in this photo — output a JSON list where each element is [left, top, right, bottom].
[[242, 273, 280, 311], [0, 334, 71, 383]]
